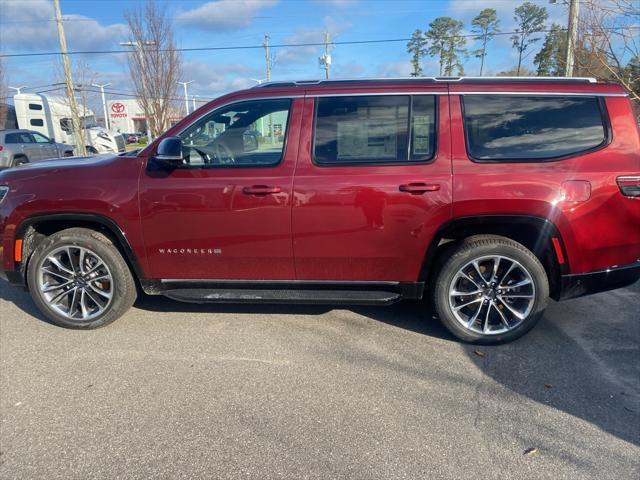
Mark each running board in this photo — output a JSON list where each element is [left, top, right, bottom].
[[161, 288, 403, 305]]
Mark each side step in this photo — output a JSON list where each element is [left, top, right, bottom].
[[161, 288, 402, 305]]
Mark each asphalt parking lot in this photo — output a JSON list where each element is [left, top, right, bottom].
[[0, 279, 638, 480]]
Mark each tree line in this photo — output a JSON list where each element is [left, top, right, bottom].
[[405, 0, 638, 108]]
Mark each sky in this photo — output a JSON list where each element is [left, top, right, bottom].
[[0, 0, 571, 107]]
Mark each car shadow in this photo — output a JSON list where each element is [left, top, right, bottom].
[[1, 278, 637, 446]]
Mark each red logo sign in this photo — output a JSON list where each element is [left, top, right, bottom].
[[111, 102, 125, 113]]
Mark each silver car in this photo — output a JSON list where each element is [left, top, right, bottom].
[[0, 129, 74, 168]]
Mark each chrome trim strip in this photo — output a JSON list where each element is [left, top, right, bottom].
[[454, 91, 627, 97], [308, 92, 447, 97]]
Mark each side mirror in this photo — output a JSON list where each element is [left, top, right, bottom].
[[153, 136, 184, 167]]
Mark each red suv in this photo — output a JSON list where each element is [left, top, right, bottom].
[[1, 77, 638, 343]]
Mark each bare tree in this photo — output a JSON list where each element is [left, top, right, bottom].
[[125, 0, 182, 138], [577, 0, 639, 105]]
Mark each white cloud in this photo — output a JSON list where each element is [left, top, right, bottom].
[[276, 16, 352, 66], [375, 61, 412, 77], [0, 0, 127, 52], [176, 0, 278, 31], [181, 60, 262, 96]]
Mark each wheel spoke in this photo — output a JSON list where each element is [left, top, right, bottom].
[[460, 271, 480, 288], [498, 261, 516, 287], [49, 286, 72, 305], [69, 287, 79, 318], [493, 303, 511, 329], [497, 297, 527, 320], [453, 297, 482, 311], [66, 247, 78, 274], [483, 302, 492, 333], [88, 273, 110, 283], [42, 280, 73, 293], [84, 287, 107, 308], [79, 289, 90, 318], [471, 261, 487, 285], [467, 302, 483, 327], [42, 267, 73, 281], [499, 293, 534, 299], [47, 256, 74, 275], [451, 289, 482, 296], [503, 278, 532, 289], [88, 283, 111, 299], [78, 248, 87, 274], [490, 256, 501, 283]]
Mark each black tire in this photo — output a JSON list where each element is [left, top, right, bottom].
[[63, 151, 74, 157], [86, 146, 98, 154], [432, 235, 549, 344], [27, 228, 137, 329], [11, 155, 28, 167]]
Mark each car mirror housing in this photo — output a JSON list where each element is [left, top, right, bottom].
[[153, 137, 184, 167]]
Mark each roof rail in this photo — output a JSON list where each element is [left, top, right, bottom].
[[253, 76, 598, 88]]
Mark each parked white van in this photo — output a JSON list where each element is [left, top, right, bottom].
[[13, 93, 125, 154]]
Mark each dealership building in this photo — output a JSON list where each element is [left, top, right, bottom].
[[107, 99, 182, 134]]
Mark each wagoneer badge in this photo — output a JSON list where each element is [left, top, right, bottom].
[[158, 248, 222, 255]]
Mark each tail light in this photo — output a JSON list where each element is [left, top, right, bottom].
[[0, 145, 4, 151], [617, 176, 640, 197]]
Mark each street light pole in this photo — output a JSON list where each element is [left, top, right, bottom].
[[92, 83, 111, 130], [8, 86, 28, 95], [120, 40, 156, 141], [177, 80, 194, 116], [192, 94, 199, 111]]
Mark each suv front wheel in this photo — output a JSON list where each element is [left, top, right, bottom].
[[27, 228, 137, 329], [433, 235, 549, 344]]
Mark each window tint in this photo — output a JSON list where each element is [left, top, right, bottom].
[[462, 95, 606, 160], [4, 133, 19, 143], [5, 132, 34, 143], [28, 103, 43, 110], [179, 98, 291, 167], [32, 132, 51, 143], [30, 119, 44, 127], [314, 96, 409, 164]]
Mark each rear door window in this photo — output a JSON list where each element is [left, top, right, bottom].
[[462, 95, 607, 161]]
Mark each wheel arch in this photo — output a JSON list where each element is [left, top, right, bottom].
[[421, 215, 568, 300], [15, 213, 145, 286]]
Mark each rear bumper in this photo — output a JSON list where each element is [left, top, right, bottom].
[[558, 260, 640, 301]]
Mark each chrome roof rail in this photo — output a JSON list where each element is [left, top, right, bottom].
[[253, 76, 598, 88]]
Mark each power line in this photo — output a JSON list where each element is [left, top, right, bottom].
[[2, 26, 637, 59]]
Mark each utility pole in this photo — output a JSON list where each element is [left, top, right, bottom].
[[92, 83, 111, 129], [320, 32, 332, 79], [53, 0, 86, 156], [8, 86, 28, 95], [262, 34, 272, 81], [177, 80, 193, 116], [565, 0, 579, 77], [120, 40, 156, 141]]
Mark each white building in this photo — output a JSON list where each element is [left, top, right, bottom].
[[107, 99, 182, 134]]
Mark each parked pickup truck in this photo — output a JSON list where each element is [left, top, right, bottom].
[[0, 77, 638, 344]]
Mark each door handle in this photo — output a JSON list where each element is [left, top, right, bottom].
[[399, 183, 441, 194], [242, 185, 282, 195]]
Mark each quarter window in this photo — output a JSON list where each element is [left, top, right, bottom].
[[313, 95, 436, 165], [179, 98, 291, 167], [462, 95, 607, 161], [30, 119, 44, 127]]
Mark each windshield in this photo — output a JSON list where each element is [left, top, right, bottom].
[[80, 116, 99, 128]]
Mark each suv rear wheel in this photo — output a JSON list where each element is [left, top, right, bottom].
[[27, 228, 137, 329], [433, 235, 549, 344]]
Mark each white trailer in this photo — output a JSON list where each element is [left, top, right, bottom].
[[13, 93, 125, 154]]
